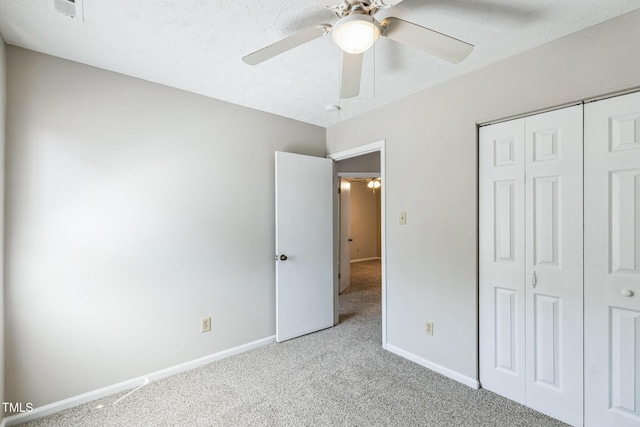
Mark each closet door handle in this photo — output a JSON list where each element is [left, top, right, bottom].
[[532, 270, 537, 288]]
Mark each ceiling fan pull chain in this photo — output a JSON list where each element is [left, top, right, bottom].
[[373, 34, 376, 99]]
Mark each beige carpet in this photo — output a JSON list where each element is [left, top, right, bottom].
[[19, 260, 566, 426]]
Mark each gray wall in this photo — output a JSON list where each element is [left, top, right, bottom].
[[336, 151, 380, 174], [4, 47, 325, 407], [327, 10, 640, 382], [0, 36, 6, 420]]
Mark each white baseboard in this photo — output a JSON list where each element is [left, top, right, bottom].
[[350, 257, 381, 264], [1, 335, 276, 427], [386, 343, 479, 389]]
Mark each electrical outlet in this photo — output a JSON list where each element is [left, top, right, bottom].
[[400, 212, 407, 225], [425, 321, 434, 336], [201, 317, 211, 333]]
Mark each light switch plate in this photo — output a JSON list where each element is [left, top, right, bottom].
[[400, 212, 407, 225]]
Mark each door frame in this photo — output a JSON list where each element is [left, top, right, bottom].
[[337, 178, 351, 294], [328, 140, 387, 349]]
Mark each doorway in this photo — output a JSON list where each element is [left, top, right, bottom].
[[328, 141, 387, 348], [339, 177, 381, 292]]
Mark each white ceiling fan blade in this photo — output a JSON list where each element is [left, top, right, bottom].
[[341, 52, 363, 99], [243, 25, 330, 65], [381, 17, 474, 64]]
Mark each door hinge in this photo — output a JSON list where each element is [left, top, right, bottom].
[[338, 273, 341, 279], [338, 187, 341, 194]]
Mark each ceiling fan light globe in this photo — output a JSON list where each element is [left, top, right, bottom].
[[332, 14, 380, 54]]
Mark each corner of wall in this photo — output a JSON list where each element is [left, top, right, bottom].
[[0, 34, 7, 422]]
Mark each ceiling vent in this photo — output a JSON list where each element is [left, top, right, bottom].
[[48, 0, 84, 20]]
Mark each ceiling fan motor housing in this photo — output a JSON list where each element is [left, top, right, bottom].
[[332, 13, 381, 54]]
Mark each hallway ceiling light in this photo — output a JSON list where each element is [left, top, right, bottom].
[[367, 178, 381, 190]]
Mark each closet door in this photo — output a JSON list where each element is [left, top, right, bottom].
[[584, 91, 640, 427], [479, 119, 526, 403], [524, 106, 583, 426], [480, 105, 583, 426]]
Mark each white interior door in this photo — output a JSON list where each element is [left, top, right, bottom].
[[479, 118, 526, 404], [584, 91, 640, 427], [339, 179, 351, 293], [524, 106, 583, 426], [275, 151, 335, 342]]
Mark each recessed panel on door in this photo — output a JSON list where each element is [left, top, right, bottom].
[[533, 128, 560, 162], [533, 294, 561, 389], [610, 307, 640, 417], [610, 112, 640, 152], [610, 170, 639, 274], [494, 180, 516, 263], [494, 137, 516, 167], [495, 287, 517, 374], [533, 176, 559, 267]]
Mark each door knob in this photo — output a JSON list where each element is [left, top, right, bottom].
[[279, 254, 288, 261], [531, 270, 537, 288], [622, 289, 634, 297]]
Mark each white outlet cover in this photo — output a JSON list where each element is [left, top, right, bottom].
[[425, 321, 434, 335], [201, 317, 211, 332]]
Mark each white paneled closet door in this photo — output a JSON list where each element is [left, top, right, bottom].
[[584, 91, 640, 427], [480, 105, 584, 426], [524, 106, 583, 426], [479, 119, 526, 404]]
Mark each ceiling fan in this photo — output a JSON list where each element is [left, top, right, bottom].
[[242, 0, 474, 99]]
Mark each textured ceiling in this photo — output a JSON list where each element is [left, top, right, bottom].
[[1, 0, 639, 127]]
